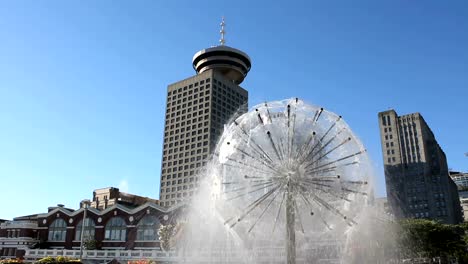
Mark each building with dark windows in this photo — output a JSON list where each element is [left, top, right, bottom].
[[450, 171, 468, 189], [0, 214, 39, 259], [34, 203, 174, 252], [378, 110, 462, 224], [450, 171, 468, 221], [0, 188, 179, 261], [159, 20, 251, 207]]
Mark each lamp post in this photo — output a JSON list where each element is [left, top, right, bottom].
[[79, 199, 91, 260]]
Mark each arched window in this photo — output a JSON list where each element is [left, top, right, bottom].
[[48, 219, 67, 241], [104, 217, 126, 241], [136, 216, 160, 241], [75, 218, 95, 241]]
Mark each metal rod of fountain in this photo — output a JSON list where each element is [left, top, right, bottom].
[[286, 180, 296, 264]]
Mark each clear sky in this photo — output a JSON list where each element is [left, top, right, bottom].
[[0, 1, 467, 220]]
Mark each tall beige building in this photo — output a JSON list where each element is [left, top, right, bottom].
[[378, 110, 462, 224], [159, 27, 251, 207]]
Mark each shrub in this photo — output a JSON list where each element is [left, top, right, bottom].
[[127, 260, 160, 264], [35, 256, 81, 264], [0, 259, 23, 264], [83, 239, 97, 250]]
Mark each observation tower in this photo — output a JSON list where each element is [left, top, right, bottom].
[[159, 17, 251, 207], [192, 17, 251, 85]]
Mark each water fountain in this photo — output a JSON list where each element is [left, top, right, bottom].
[[173, 98, 375, 263]]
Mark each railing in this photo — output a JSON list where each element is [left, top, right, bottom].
[[24, 248, 339, 263], [0, 237, 38, 242], [24, 249, 175, 261]]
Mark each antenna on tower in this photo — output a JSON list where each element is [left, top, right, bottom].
[[219, 16, 226, 46]]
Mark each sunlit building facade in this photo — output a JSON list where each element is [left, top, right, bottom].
[[450, 171, 468, 221], [378, 110, 462, 224], [159, 35, 251, 207]]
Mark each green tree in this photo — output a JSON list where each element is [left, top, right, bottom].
[[158, 224, 176, 251], [83, 239, 97, 250], [158, 222, 185, 251], [398, 219, 467, 261]]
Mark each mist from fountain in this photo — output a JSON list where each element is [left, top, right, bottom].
[[171, 98, 396, 263]]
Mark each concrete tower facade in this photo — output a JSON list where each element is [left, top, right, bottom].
[[159, 21, 251, 207], [378, 110, 462, 224]]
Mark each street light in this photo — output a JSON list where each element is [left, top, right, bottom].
[[79, 199, 91, 260]]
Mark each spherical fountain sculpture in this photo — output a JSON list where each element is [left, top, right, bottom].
[[176, 98, 373, 264]]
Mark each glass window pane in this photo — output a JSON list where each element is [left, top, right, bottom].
[[48, 219, 67, 241]]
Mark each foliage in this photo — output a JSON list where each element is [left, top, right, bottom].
[[0, 259, 23, 264], [35, 256, 81, 264], [158, 224, 176, 251], [83, 239, 97, 250], [127, 260, 160, 264], [157, 222, 185, 251], [398, 219, 468, 261]]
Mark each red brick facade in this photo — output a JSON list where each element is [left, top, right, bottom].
[[1, 203, 181, 259]]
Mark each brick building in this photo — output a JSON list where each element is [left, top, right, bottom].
[[0, 214, 39, 259], [90, 187, 159, 210], [0, 188, 179, 260]]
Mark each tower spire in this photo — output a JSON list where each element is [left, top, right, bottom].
[[219, 16, 226, 46]]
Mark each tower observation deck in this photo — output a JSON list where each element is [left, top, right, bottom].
[[192, 18, 251, 85]]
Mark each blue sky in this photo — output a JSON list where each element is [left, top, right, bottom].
[[0, 1, 467, 220]]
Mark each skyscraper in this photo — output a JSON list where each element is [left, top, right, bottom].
[[378, 110, 462, 224], [450, 171, 468, 221], [159, 19, 251, 207]]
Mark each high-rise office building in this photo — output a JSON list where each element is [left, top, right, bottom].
[[378, 110, 462, 224], [450, 171, 468, 221], [159, 20, 251, 207]]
